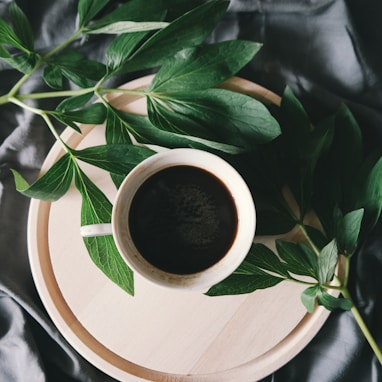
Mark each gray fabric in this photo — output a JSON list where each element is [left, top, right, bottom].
[[1, 0, 381, 381]]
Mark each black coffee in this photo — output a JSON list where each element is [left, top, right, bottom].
[[128, 165, 238, 274]]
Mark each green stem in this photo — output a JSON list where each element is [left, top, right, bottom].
[[94, 89, 109, 107], [99, 87, 147, 96], [297, 222, 321, 256], [322, 283, 343, 291], [9, 97, 69, 153], [7, 29, 83, 99], [341, 286, 382, 364], [43, 29, 83, 60], [41, 112, 70, 153], [342, 253, 351, 286], [8, 56, 44, 97], [9, 96, 43, 114], [338, 256, 382, 364], [296, 222, 382, 364], [0, 94, 9, 106], [287, 276, 317, 287], [16, 87, 146, 102], [18, 88, 94, 100], [287, 274, 344, 291]]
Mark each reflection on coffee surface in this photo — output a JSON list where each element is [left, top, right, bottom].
[[129, 165, 238, 274]]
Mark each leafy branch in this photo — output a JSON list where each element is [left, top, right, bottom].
[[206, 88, 382, 363], [1, 0, 280, 296], [1, 0, 381, 365]]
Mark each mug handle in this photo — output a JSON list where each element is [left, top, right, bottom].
[[80, 223, 113, 237]]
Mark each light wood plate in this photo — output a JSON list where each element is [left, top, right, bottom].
[[28, 75, 332, 382]]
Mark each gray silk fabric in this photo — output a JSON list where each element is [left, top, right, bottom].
[[1, 1, 381, 381]]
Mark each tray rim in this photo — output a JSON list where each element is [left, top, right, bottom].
[[27, 75, 332, 382]]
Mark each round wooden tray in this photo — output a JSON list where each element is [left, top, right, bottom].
[[28, 76, 332, 381]]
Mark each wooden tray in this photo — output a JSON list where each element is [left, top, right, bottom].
[[28, 76, 332, 381]]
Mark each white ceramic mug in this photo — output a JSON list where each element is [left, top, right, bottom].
[[80, 148, 256, 291]]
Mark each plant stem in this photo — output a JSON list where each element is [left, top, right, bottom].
[[8, 56, 44, 97], [41, 112, 70, 153], [297, 221, 382, 364], [340, 286, 382, 364], [9, 96, 42, 114], [9, 97, 69, 153], [7, 29, 82, 99], [18, 88, 94, 100], [342, 253, 351, 286], [288, 276, 317, 287], [17, 87, 146, 101], [100, 87, 147, 96], [43, 29, 83, 60], [297, 222, 321, 256], [338, 256, 382, 364], [0, 94, 9, 106]]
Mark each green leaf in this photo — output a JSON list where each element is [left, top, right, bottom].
[[84, 234, 135, 295], [0, 18, 27, 52], [62, 68, 95, 89], [105, 32, 148, 72], [9, 1, 34, 50], [74, 167, 134, 295], [255, 207, 296, 236], [317, 288, 352, 311], [335, 208, 364, 255], [301, 285, 320, 313], [302, 285, 352, 313], [53, 103, 106, 125], [293, 118, 335, 218], [354, 156, 382, 235], [43, 64, 63, 89], [105, 107, 133, 145], [243, 243, 290, 277], [149, 41, 261, 92], [277, 87, 336, 218], [0, 44, 8, 57], [303, 225, 329, 250], [334, 104, 363, 199], [0, 46, 36, 73], [280, 86, 311, 136], [121, 0, 230, 73], [298, 242, 319, 273], [73, 144, 155, 175], [66, 53, 107, 79], [302, 117, 335, 165], [86, 21, 168, 34], [78, 0, 110, 27], [56, 91, 94, 113], [51, 103, 106, 133], [317, 239, 338, 284], [105, 108, 135, 188], [276, 240, 318, 280], [50, 114, 81, 133], [49, 51, 106, 88], [112, 109, 244, 154], [147, 89, 281, 148], [312, 105, 363, 236], [161, 0, 205, 20], [11, 153, 74, 201], [206, 243, 286, 296], [87, 0, 167, 30], [206, 268, 283, 296]]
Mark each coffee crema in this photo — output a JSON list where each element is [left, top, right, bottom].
[[128, 165, 238, 275]]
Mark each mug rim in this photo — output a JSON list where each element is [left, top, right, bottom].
[[112, 148, 256, 291]]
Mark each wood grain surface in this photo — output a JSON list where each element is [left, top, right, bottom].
[[28, 76, 333, 382]]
